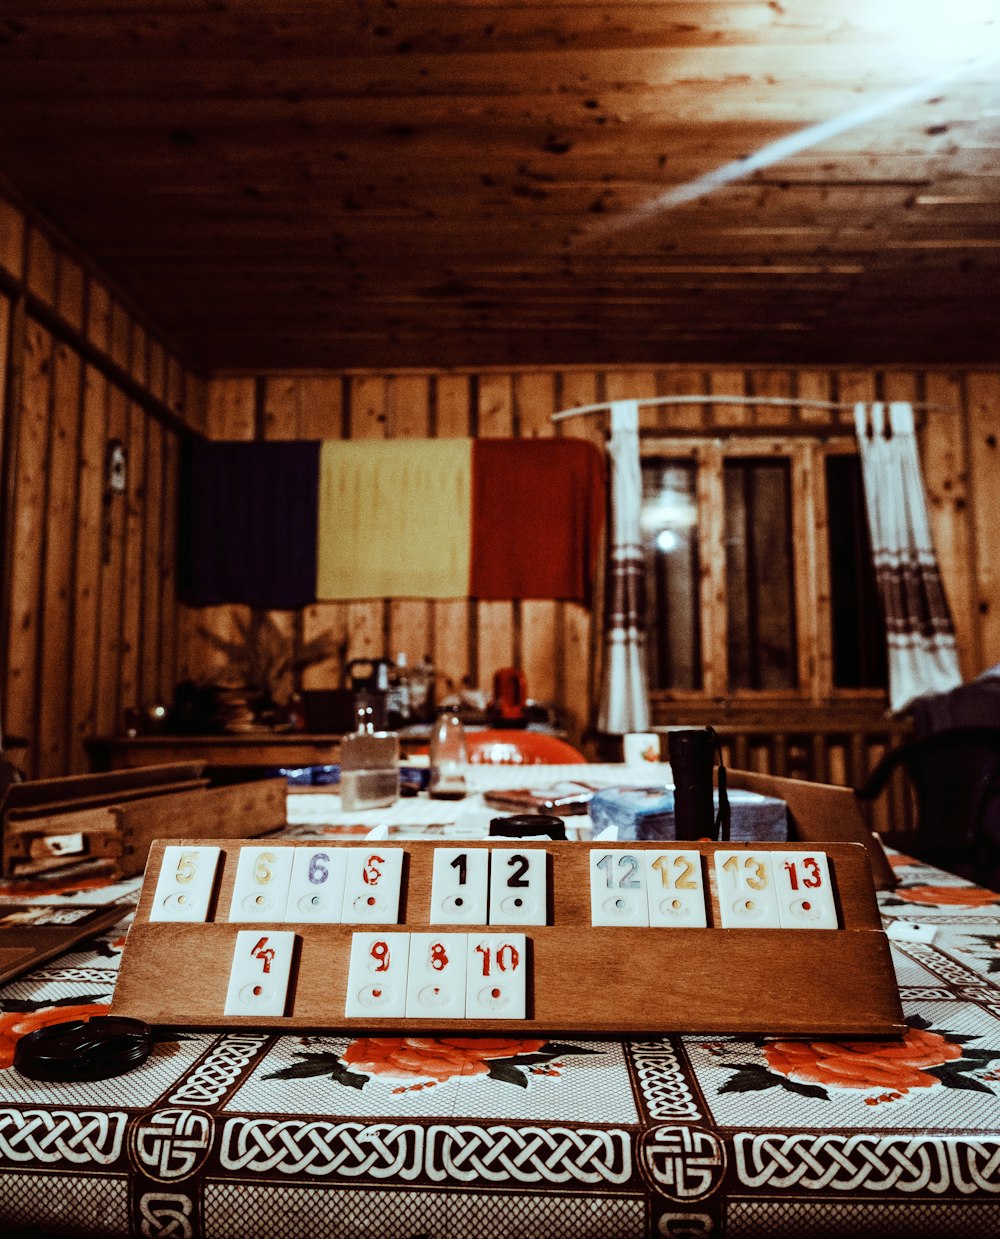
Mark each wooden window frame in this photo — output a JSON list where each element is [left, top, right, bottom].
[[642, 434, 888, 710]]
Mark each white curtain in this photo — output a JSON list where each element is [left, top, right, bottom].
[[854, 401, 962, 713], [598, 400, 650, 733]]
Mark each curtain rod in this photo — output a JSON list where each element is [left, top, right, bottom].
[[551, 394, 946, 422]]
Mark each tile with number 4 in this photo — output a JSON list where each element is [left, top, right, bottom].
[[405, 933, 468, 1019], [643, 849, 707, 927], [589, 850, 648, 926], [466, 933, 527, 1019], [149, 846, 221, 922], [344, 931, 410, 1018], [713, 850, 782, 928], [488, 849, 547, 925], [430, 848, 489, 924], [228, 846, 294, 922], [773, 850, 839, 929], [224, 929, 296, 1016], [284, 847, 347, 923], [342, 848, 404, 923]]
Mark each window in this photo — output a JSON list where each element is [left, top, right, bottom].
[[639, 437, 887, 700]]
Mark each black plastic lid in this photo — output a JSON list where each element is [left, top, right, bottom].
[[489, 813, 566, 840], [14, 1016, 153, 1082]]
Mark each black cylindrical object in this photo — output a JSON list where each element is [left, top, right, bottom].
[[489, 814, 567, 841], [668, 728, 716, 840]]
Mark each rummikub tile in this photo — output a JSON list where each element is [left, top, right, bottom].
[[228, 845, 294, 922], [344, 931, 410, 1018], [405, 932, 468, 1019], [149, 845, 221, 922], [589, 849, 649, 926], [643, 849, 708, 927], [224, 929, 296, 1016], [342, 847, 404, 923], [488, 849, 547, 925], [773, 849, 839, 929], [713, 849, 781, 927], [429, 848, 490, 924], [465, 932, 527, 1019], [284, 847, 348, 923]]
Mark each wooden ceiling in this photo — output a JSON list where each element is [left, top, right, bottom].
[[0, 1, 997, 370]]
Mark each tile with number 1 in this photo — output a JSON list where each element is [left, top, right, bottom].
[[430, 848, 489, 924]]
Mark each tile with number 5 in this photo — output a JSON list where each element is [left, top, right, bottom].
[[224, 929, 296, 1016], [228, 846, 294, 922], [773, 850, 839, 929], [284, 847, 347, 923], [149, 846, 221, 922], [488, 849, 547, 925]]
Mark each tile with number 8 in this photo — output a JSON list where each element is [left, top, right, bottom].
[[344, 931, 410, 1018], [488, 849, 547, 925], [589, 849, 649, 926], [713, 850, 781, 927], [643, 849, 707, 927], [342, 848, 404, 923], [430, 848, 489, 924], [228, 845, 294, 922], [149, 845, 221, 922], [224, 929, 296, 1016], [773, 850, 839, 929], [284, 847, 347, 923], [466, 933, 527, 1019], [405, 933, 468, 1019]]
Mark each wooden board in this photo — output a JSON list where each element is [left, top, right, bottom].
[[0, 901, 127, 986], [112, 837, 904, 1038]]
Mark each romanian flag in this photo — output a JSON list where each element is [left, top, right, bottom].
[[180, 437, 605, 607]]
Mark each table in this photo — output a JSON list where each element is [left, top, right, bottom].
[[87, 733, 350, 771], [2, 774, 1000, 1237]]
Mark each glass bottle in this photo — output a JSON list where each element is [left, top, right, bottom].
[[339, 703, 400, 811], [428, 708, 468, 800]]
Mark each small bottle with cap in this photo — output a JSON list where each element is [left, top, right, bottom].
[[428, 708, 468, 800], [339, 703, 400, 811]]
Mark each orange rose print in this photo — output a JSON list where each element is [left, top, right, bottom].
[[764, 1026, 962, 1095], [0, 1003, 110, 1070], [896, 884, 1000, 908], [342, 1036, 548, 1085]]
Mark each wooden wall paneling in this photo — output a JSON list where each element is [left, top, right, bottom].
[[147, 340, 167, 406], [345, 375, 388, 662], [836, 370, 876, 414], [25, 226, 57, 307], [93, 380, 128, 738], [140, 418, 164, 708], [86, 280, 111, 356], [117, 396, 146, 721], [790, 442, 822, 701], [109, 301, 131, 374], [296, 377, 348, 692], [749, 368, 795, 428], [921, 371, 976, 680], [432, 373, 471, 704], [166, 354, 189, 427], [68, 364, 108, 773], [697, 439, 727, 697], [0, 293, 10, 487], [708, 369, 748, 429], [557, 369, 602, 745], [35, 338, 82, 777], [605, 369, 658, 431], [516, 371, 559, 710], [130, 322, 149, 391], [0, 197, 25, 279], [55, 252, 85, 333], [475, 373, 515, 697], [5, 317, 54, 773], [160, 428, 182, 696], [656, 369, 709, 431], [793, 369, 834, 426], [387, 374, 432, 670], [967, 371, 1000, 671], [259, 373, 301, 707]]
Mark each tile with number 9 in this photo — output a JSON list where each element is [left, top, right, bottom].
[[284, 847, 347, 923], [345, 931, 410, 1018], [149, 846, 221, 922], [773, 850, 839, 929], [405, 932, 468, 1019], [713, 850, 781, 928], [643, 849, 707, 927], [342, 848, 404, 923], [228, 846, 294, 922], [488, 849, 547, 925], [224, 929, 296, 1016]]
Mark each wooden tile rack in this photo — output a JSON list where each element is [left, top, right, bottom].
[[111, 838, 905, 1038]]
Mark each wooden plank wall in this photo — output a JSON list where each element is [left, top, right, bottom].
[[191, 365, 1000, 809], [0, 191, 203, 778]]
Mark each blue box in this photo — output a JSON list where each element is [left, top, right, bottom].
[[588, 786, 788, 842]]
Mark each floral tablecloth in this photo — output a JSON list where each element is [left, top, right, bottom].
[[1, 822, 999, 1239]]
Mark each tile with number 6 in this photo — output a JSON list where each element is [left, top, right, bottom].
[[342, 848, 404, 923], [284, 847, 347, 923], [228, 846, 294, 922], [345, 931, 410, 1018], [466, 933, 527, 1019], [405, 933, 468, 1019], [644, 849, 707, 927], [430, 848, 489, 924], [773, 850, 839, 929], [488, 849, 547, 925], [713, 850, 781, 928], [149, 845, 221, 922], [224, 929, 296, 1016]]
